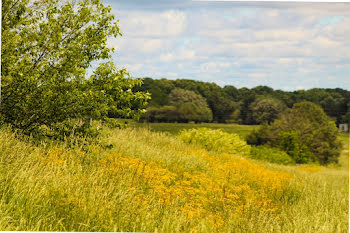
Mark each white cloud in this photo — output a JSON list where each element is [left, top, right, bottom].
[[116, 10, 186, 37], [107, 2, 350, 90], [159, 49, 196, 62], [200, 62, 220, 73], [122, 63, 144, 73], [108, 37, 173, 54], [159, 53, 174, 62], [248, 73, 267, 79]]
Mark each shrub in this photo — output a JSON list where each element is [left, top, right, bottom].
[[250, 145, 295, 165], [279, 131, 313, 164], [246, 123, 275, 146], [247, 102, 342, 164], [27, 119, 106, 148], [178, 128, 250, 156], [101, 118, 128, 129]]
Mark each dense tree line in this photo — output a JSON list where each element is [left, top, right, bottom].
[[135, 78, 350, 125]]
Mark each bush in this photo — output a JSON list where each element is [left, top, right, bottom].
[[27, 119, 104, 148], [247, 102, 342, 164], [178, 128, 250, 156], [279, 131, 313, 164], [246, 124, 275, 146], [250, 145, 295, 165], [101, 118, 128, 129]]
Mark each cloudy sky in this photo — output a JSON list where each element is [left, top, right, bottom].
[[104, 0, 350, 91]]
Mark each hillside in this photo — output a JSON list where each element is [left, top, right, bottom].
[[0, 127, 348, 232]]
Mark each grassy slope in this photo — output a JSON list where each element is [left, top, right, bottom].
[[273, 133, 349, 233], [0, 127, 348, 232]]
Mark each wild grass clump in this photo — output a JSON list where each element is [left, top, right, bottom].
[[178, 128, 251, 156]]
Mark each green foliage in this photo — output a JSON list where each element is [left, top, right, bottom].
[[226, 109, 242, 124], [169, 89, 213, 122], [279, 131, 313, 164], [249, 97, 287, 124], [136, 78, 350, 126], [101, 118, 128, 129], [24, 119, 105, 148], [247, 102, 342, 164], [89, 62, 150, 120], [145, 105, 178, 122], [343, 103, 350, 124], [144, 89, 212, 123], [1, 0, 149, 136], [250, 145, 295, 165], [246, 124, 275, 145], [178, 128, 251, 156], [139, 79, 238, 123], [293, 88, 349, 125], [134, 78, 174, 106]]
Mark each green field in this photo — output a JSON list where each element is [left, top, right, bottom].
[[124, 121, 259, 139], [0, 125, 348, 232]]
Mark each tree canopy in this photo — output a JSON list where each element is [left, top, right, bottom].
[[247, 102, 342, 164], [1, 0, 149, 135], [145, 89, 212, 123], [136, 78, 350, 125], [249, 97, 287, 124]]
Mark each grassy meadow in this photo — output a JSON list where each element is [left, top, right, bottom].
[[0, 124, 348, 232], [123, 121, 259, 139]]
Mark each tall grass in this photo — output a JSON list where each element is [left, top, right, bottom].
[[0, 127, 348, 232]]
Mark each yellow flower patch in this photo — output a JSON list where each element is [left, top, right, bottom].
[[100, 150, 293, 228]]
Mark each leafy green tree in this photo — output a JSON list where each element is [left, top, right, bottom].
[[249, 97, 287, 124], [291, 88, 347, 124], [135, 78, 174, 106], [320, 93, 344, 124], [144, 105, 178, 123], [135, 77, 350, 126], [343, 103, 350, 124], [1, 0, 149, 134], [173, 80, 236, 122], [251, 86, 274, 96], [247, 102, 342, 164], [223, 86, 240, 102], [169, 89, 212, 123], [239, 90, 256, 125]]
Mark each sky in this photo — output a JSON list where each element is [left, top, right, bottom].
[[103, 0, 350, 91]]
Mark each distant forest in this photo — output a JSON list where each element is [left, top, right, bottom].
[[133, 78, 350, 125]]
